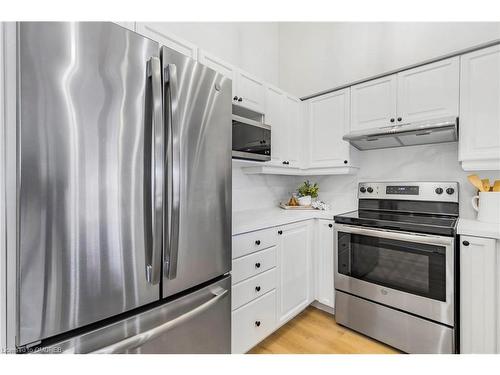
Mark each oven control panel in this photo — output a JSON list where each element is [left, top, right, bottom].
[[358, 182, 459, 202]]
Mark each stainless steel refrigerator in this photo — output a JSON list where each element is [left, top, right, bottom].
[[16, 22, 232, 353]]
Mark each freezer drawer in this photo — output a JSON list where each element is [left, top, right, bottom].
[[40, 276, 231, 354]]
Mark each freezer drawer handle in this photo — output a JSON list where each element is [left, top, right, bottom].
[[91, 288, 229, 354]]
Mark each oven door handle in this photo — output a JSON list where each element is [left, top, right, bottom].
[[334, 224, 454, 247]]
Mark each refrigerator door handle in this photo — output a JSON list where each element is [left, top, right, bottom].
[[90, 288, 228, 354], [145, 56, 163, 285], [164, 63, 181, 280]]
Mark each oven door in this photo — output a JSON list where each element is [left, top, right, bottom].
[[334, 224, 454, 326]]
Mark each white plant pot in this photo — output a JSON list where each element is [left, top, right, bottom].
[[298, 195, 312, 206]]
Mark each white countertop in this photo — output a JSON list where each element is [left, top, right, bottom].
[[457, 218, 500, 240], [232, 206, 356, 235]]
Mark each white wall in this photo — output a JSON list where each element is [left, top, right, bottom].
[[279, 22, 500, 97], [155, 22, 280, 86], [232, 166, 301, 212]]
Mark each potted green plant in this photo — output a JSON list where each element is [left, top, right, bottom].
[[297, 180, 319, 206]]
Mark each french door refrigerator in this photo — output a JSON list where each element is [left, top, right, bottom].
[[16, 22, 232, 353]]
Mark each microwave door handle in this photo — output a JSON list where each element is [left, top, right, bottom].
[[164, 63, 181, 280], [145, 56, 163, 285]]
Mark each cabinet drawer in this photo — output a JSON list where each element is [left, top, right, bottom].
[[232, 227, 278, 259], [232, 268, 277, 310], [232, 246, 277, 284], [231, 290, 276, 353]]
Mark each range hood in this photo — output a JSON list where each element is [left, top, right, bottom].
[[343, 116, 458, 151]]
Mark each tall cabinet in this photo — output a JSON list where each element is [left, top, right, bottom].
[[460, 235, 500, 353]]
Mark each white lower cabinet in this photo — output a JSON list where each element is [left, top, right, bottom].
[[231, 220, 315, 352], [460, 235, 499, 353], [315, 220, 335, 308], [232, 290, 277, 354], [276, 221, 313, 325]]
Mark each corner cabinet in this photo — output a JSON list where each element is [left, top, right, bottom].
[[460, 235, 500, 353], [276, 221, 313, 326], [459, 45, 500, 171], [307, 88, 352, 168]]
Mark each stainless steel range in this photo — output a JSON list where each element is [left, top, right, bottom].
[[333, 181, 459, 354]]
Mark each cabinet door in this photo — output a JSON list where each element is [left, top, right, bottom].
[[316, 220, 334, 308], [284, 95, 303, 168], [265, 85, 286, 165], [460, 236, 498, 354], [277, 222, 312, 326], [235, 69, 266, 114], [135, 23, 198, 59], [459, 45, 500, 170], [350, 74, 397, 131], [397, 57, 459, 124], [308, 88, 350, 168]]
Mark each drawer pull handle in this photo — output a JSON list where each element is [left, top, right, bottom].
[[328, 224, 333, 228], [462, 240, 470, 246], [278, 230, 282, 235], [255, 262, 261, 268], [255, 321, 261, 327], [255, 240, 261, 245], [255, 286, 261, 292]]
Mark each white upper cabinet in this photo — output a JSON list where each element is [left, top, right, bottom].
[[234, 69, 266, 114], [277, 221, 312, 326], [265, 85, 286, 164], [135, 23, 198, 59], [397, 57, 459, 123], [315, 220, 335, 309], [350, 75, 397, 131], [284, 95, 303, 167], [459, 45, 500, 171], [351, 57, 459, 132], [308, 88, 351, 168]]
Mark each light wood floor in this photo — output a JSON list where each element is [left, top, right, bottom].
[[249, 306, 401, 354]]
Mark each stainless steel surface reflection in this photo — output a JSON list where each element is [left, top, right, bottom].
[[161, 46, 232, 298], [18, 22, 160, 346]]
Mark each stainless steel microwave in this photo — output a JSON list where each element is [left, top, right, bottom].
[[232, 115, 271, 161]]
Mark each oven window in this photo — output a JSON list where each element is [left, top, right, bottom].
[[337, 232, 446, 301]]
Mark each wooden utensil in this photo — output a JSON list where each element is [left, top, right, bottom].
[[493, 180, 500, 192], [482, 178, 491, 192], [468, 174, 486, 192]]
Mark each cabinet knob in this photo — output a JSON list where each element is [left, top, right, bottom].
[[462, 240, 470, 246], [328, 224, 333, 228], [397, 117, 402, 122], [255, 286, 261, 292], [343, 160, 348, 164], [233, 96, 238, 101], [255, 262, 261, 268], [238, 97, 243, 102], [255, 321, 261, 327], [390, 118, 395, 123], [278, 230, 283, 235], [255, 240, 261, 245]]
